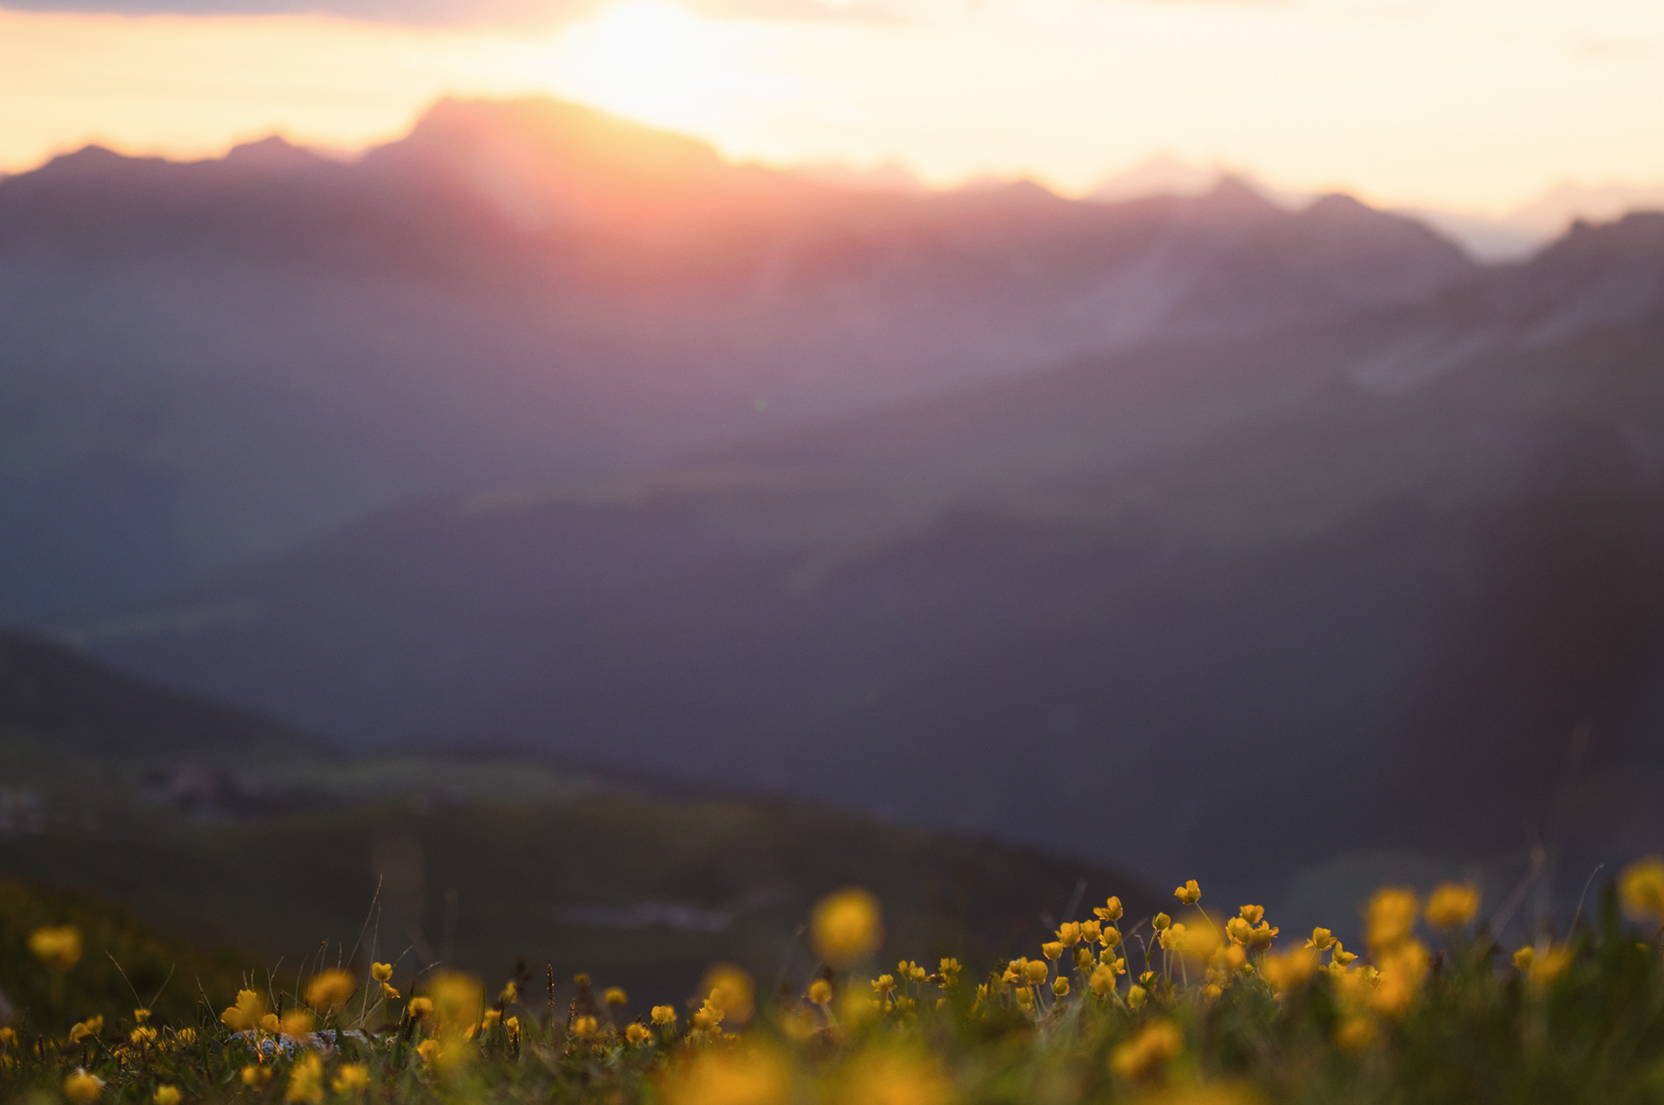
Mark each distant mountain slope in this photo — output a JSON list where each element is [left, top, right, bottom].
[[0, 631, 308, 760], [0, 634, 1152, 1001], [60, 212, 1664, 907], [0, 96, 1478, 622]]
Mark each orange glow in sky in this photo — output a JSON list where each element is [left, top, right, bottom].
[[2, 0, 1662, 215]]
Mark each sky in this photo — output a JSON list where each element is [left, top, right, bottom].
[[2, 0, 1662, 214]]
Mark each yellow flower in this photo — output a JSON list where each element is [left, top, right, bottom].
[[1089, 965, 1116, 997], [1079, 921, 1102, 944], [64, 1070, 104, 1105], [29, 926, 83, 972], [811, 888, 884, 968], [1369, 940, 1430, 1016], [1259, 948, 1319, 993], [1041, 941, 1065, 961], [1336, 1015, 1377, 1051], [406, 996, 433, 1018], [603, 987, 628, 1006], [1365, 887, 1419, 953], [1095, 896, 1125, 923], [240, 1066, 273, 1088], [1304, 927, 1335, 952], [426, 972, 484, 1036], [1512, 945, 1535, 970], [871, 973, 897, 995], [1620, 857, 1664, 925], [415, 1040, 441, 1064], [221, 989, 267, 1032], [280, 1011, 315, 1039], [130, 1026, 158, 1046], [651, 1004, 677, 1026], [1425, 883, 1480, 930], [834, 1048, 952, 1105], [808, 979, 834, 1005], [1127, 985, 1148, 1009], [1052, 977, 1070, 997], [68, 1016, 105, 1044], [370, 962, 393, 983], [285, 1053, 325, 1105], [133, 1008, 152, 1024], [1238, 905, 1265, 925], [1153, 912, 1172, 931], [626, 1022, 652, 1045], [1526, 945, 1572, 987], [662, 1045, 792, 1105], [702, 964, 756, 1024], [380, 983, 400, 1000], [304, 969, 356, 1013], [331, 1065, 370, 1095], [1056, 922, 1082, 946], [499, 981, 518, 1004], [1109, 1020, 1181, 1080], [1225, 917, 1252, 945], [175, 1028, 197, 1046], [154, 1085, 182, 1105], [1174, 879, 1202, 905], [571, 1015, 598, 1038], [1024, 959, 1050, 985]]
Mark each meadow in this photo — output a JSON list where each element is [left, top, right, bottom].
[[7, 865, 1664, 1105]]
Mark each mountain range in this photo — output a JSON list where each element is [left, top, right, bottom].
[[5, 94, 1664, 910]]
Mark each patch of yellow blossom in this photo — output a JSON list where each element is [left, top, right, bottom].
[[812, 888, 884, 968], [661, 1044, 793, 1105], [1620, 857, 1664, 926], [29, 926, 84, 972], [1424, 883, 1480, 930], [304, 968, 356, 1013]]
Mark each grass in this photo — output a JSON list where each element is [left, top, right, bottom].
[[5, 867, 1664, 1105]]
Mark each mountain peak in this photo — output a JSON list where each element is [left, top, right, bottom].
[[1303, 191, 1373, 218], [1192, 173, 1279, 217], [397, 94, 723, 175], [224, 134, 323, 171]]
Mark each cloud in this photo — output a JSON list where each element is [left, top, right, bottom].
[[0, 0, 910, 26]]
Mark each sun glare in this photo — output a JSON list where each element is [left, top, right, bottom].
[[548, 1, 731, 132]]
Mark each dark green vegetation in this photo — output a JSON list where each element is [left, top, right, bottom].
[[0, 635, 1146, 1017]]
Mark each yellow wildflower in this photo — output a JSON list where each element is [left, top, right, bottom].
[[1089, 965, 1116, 997], [651, 1005, 677, 1026], [1425, 883, 1480, 930], [626, 1022, 652, 1045], [370, 962, 393, 983], [1153, 912, 1172, 931], [1041, 941, 1065, 961], [1238, 905, 1265, 925], [808, 979, 833, 1005], [221, 989, 267, 1032], [1095, 896, 1125, 923], [154, 1085, 182, 1105], [661, 1045, 792, 1105], [1304, 927, 1335, 952], [64, 1070, 104, 1105], [240, 1066, 273, 1088], [811, 888, 884, 968], [1109, 1020, 1181, 1080], [331, 1065, 370, 1095], [285, 1053, 325, 1105], [1620, 857, 1664, 925], [604, 987, 628, 1006], [68, 1016, 105, 1044], [1365, 887, 1419, 953], [1174, 879, 1202, 905], [834, 1048, 952, 1105], [304, 969, 356, 1013], [703, 964, 756, 1024], [29, 926, 83, 972]]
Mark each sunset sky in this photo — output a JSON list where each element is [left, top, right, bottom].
[[3, 0, 1661, 214]]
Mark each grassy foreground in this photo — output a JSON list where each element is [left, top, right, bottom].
[[7, 865, 1664, 1105]]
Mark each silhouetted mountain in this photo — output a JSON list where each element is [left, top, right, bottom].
[[0, 631, 308, 760], [58, 211, 1664, 912], [0, 96, 1479, 622]]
